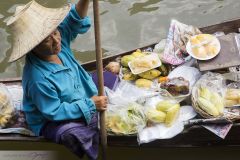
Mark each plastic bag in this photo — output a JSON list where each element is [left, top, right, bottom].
[[105, 80, 156, 105], [0, 83, 15, 128], [106, 102, 146, 135], [191, 72, 225, 118], [162, 19, 201, 65], [157, 66, 200, 103], [144, 95, 180, 125], [225, 82, 240, 107]]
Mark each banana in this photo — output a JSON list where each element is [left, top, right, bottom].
[[197, 97, 219, 117], [199, 87, 211, 100], [211, 92, 224, 114]]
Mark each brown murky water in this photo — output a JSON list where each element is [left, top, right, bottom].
[[0, 0, 240, 78]]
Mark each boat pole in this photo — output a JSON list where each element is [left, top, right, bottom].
[[92, 0, 107, 159]]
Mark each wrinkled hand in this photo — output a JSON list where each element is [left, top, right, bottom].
[[91, 96, 108, 111]]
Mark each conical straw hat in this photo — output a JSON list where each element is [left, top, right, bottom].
[[7, 0, 71, 62]]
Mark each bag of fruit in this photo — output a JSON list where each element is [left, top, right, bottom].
[[191, 72, 225, 118]]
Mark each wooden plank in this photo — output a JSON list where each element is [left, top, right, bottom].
[[198, 33, 240, 71], [200, 17, 240, 34], [107, 123, 240, 147], [0, 135, 45, 141]]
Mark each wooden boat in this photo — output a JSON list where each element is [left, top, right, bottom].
[[1, 17, 240, 148]]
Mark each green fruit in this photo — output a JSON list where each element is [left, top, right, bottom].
[[158, 64, 168, 76], [138, 69, 161, 80], [122, 67, 130, 74], [131, 51, 145, 58], [121, 55, 135, 67], [123, 72, 138, 81]]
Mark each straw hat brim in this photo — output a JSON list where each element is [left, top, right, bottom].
[[7, 0, 71, 62]]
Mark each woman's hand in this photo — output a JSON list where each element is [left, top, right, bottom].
[[91, 96, 108, 111]]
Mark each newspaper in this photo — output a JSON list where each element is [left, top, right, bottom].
[[203, 108, 240, 139], [203, 124, 233, 139], [162, 19, 201, 65]]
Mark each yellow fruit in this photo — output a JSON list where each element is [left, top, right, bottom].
[[123, 72, 138, 81], [156, 100, 177, 112], [205, 45, 217, 56], [135, 79, 153, 89], [121, 55, 135, 67], [199, 87, 212, 100], [190, 37, 201, 45], [192, 46, 207, 58], [136, 49, 141, 52], [131, 51, 145, 58], [225, 89, 240, 100], [196, 34, 214, 42], [225, 99, 238, 107], [146, 108, 166, 123], [158, 76, 168, 83], [211, 92, 224, 114], [131, 59, 153, 69], [138, 69, 161, 80], [165, 104, 180, 127], [197, 97, 219, 116], [0, 92, 8, 107]]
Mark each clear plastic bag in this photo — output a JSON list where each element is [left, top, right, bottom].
[[225, 82, 240, 107], [106, 102, 146, 135], [191, 72, 225, 118], [0, 83, 15, 128], [105, 80, 155, 105], [157, 66, 201, 103]]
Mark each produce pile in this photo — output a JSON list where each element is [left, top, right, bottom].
[[116, 49, 170, 89], [104, 19, 240, 138]]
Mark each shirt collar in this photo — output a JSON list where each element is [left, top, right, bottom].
[[27, 52, 70, 74]]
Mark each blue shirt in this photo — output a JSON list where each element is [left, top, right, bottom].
[[22, 5, 98, 136]]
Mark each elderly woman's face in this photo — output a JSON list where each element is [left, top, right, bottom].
[[33, 29, 61, 55]]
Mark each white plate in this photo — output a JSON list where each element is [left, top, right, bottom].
[[186, 35, 221, 60]]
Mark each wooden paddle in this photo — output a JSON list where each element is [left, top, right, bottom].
[[92, 0, 107, 159]]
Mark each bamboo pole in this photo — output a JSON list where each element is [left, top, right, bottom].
[[92, 0, 107, 159]]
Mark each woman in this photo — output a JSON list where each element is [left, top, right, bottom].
[[7, 0, 107, 159]]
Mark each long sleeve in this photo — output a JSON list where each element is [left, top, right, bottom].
[[58, 4, 91, 48], [28, 81, 95, 124]]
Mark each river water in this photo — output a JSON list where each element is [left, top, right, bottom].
[[0, 0, 240, 78]]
